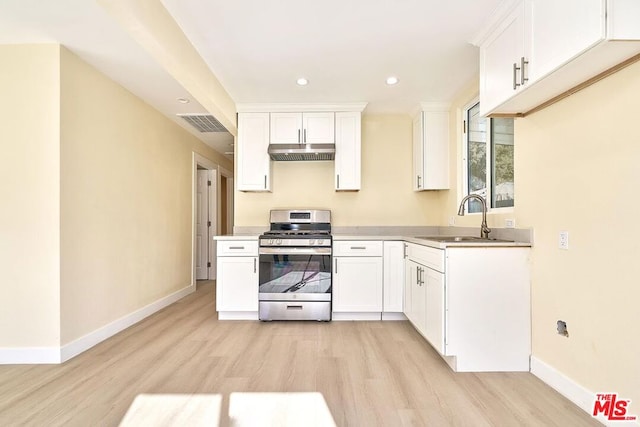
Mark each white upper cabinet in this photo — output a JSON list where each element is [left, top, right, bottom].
[[334, 112, 361, 191], [476, 0, 640, 116], [479, 1, 528, 115], [412, 103, 449, 191], [269, 113, 302, 144], [270, 112, 335, 144], [237, 113, 271, 192], [527, 0, 604, 83]]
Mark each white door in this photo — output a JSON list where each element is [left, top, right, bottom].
[[237, 113, 271, 191], [334, 112, 361, 190], [412, 112, 424, 191], [270, 112, 302, 144], [196, 169, 209, 280], [424, 267, 445, 354], [332, 257, 383, 312], [303, 112, 335, 144], [216, 256, 258, 311]]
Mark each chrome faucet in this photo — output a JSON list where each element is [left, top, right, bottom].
[[457, 194, 491, 239]]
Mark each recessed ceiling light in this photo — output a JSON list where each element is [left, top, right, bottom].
[[177, 97, 190, 104], [296, 78, 309, 86], [386, 76, 399, 85]]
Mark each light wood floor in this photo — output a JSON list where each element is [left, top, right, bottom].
[[0, 282, 599, 426]]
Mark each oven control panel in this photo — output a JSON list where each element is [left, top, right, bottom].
[[260, 238, 331, 247]]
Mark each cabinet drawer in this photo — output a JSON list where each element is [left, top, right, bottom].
[[333, 240, 383, 257], [217, 240, 258, 256], [407, 243, 444, 272]]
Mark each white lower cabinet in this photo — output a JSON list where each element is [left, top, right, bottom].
[[216, 240, 258, 320], [404, 243, 531, 372], [423, 267, 445, 355], [332, 240, 383, 320], [404, 259, 426, 334], [382, 241, 405, 315]]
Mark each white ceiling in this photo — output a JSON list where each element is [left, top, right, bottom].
[[0, 0, 503, 158], [161, 0, 503, 113]]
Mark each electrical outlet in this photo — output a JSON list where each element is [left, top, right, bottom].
[[505, 218, 515, 228], [448, 216, 456, 226], [559, 231, 569, 250]]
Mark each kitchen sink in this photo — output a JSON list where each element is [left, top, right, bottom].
[[414, 235, 514, 243]]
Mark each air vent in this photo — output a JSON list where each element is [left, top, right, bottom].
[[178, 114, 228, 133]]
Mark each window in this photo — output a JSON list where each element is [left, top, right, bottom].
[[463, 101, 514, 213]]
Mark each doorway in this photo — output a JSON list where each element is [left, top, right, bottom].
[[192, 153, 234, 286]]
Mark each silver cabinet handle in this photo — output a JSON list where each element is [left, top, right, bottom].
[[417, 175, 422, 188], [416, 266, 420, 285], [403, 243, 408, 259], [350, 246, 366, 250], [254, 258, 257, 273], [298, 129, 301, 143], [337, 174, 340, 189], [264, 175, 267, 189], [287, 305, 303, 310], [334, 258, 338, 274], [229, 246, 245, 250], [520, 56, 528, 86], [513, 62, 521, 90], [303, 128, 307, 143]]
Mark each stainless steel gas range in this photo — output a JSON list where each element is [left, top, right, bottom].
[[258, 209, 332, 321]]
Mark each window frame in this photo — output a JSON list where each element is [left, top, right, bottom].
[[460, 98, 514, 214]]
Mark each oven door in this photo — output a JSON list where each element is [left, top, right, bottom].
[[259, 247, 332, 301]]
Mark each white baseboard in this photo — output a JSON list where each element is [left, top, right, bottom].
[[530, 356, 595, 413], [60, 284, 195, 362], [381, 312, 407, 321], [1, 285, 194, 365], [0, 347, 61, 364], [218, 311, 258, 320], [531, 356, 640, 426], [332, 312, 382, 321]]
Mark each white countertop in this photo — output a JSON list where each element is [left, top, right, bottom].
[[215, 234, 530, 248], [214, 235, 259, 241]]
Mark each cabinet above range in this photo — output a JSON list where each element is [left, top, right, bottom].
[[236, 103, 367, 192]]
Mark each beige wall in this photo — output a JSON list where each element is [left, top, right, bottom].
[[0, 45, 61, 348], [1, 44, 232, 350], [59, 47, 231, 344], [516, 60, 640, 410], [442, 65, 640, 410], [234, 114, 443, 227]]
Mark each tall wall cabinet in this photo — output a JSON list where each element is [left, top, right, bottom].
[[412, 103, 450, 191]]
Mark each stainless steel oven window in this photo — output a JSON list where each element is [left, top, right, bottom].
[[259, 252, 331, 295]]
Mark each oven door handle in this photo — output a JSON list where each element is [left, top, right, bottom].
[[259, 247, 332, 255]]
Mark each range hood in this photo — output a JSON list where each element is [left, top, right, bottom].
[[268, 143, 335, 161]]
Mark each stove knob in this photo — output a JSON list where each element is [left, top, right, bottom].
[[309, 239, 316, 245], [276, 239, 282, 245], [269, 239, 274, 245]]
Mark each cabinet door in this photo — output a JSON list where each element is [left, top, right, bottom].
[[424, 267, 446, 355], [411, 265, 427, 336], [216, 256, 258, 311], [237, 113, 271, 191], [422, 111, 449, 190], [303, 112, 335, 144], [412, 113, 425, 191], [383, 241, 405, 312], [333, 257, 383, 312], [270, 112, 302, 144], [404, 259, 416, 322], [528, 0, 604, 82], [479, 1, 527, 116], [334, 112, 361, 190]]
